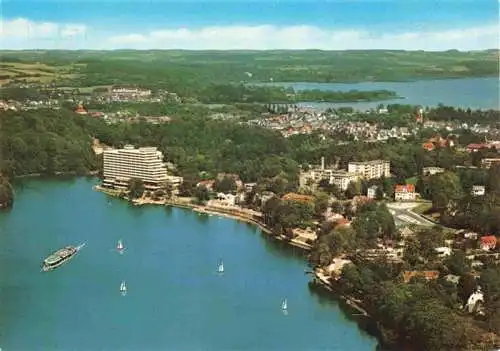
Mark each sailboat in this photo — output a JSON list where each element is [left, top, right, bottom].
[[217, 260, 224, 274], [120, 281, 127, 295], [117, 239, 124, 253], [281, 298, 288, 311]]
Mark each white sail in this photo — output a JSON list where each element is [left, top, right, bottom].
[[120, 281, 127, 292], [282, 298, 287, 310], [117, 240, 124, 250], [218, 261, 224, 273]]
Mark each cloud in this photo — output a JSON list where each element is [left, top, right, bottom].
[[108, 24, 499, 51], [0, 18, 87, 49], [1, 18, 498, 51]]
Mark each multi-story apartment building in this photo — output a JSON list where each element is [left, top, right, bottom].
[[299, 157, 359, 191], [348, 160, 390, 180], [102, 145, 169, 190], [481, 158, 500, 169]]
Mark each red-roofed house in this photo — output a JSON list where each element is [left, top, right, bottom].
[[403, 270, 439, 283], [334, 218, 351, 228], [282, 193, 314, 203], [480, 236, 497, 251], [74, 103, 88, 115], [422, 142, 435, 152], [394, 184, 416, 201]]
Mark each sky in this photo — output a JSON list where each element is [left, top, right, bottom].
[[1, 0, 499, 50]]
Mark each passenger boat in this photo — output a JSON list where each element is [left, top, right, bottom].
[[41, 243, 85, 272]]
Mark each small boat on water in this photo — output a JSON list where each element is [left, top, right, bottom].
[[217, 260, 224, 274], [120, 281, 127, 295], [41, 243, 86, 272], [117, 239, 124, 253], [281, 298, 288, 311]]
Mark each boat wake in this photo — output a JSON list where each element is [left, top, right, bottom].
[[76, 243, 86, 251]]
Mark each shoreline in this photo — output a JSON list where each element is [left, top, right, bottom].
[[13, 170, 99, 179], [93, 185, 312, 251]]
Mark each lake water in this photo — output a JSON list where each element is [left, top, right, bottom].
[[0, 178, 377, 351], [267, 77, 499, 111]]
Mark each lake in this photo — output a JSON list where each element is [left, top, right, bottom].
[[266, 77, 499, 111], [0, 178, 378, 351]]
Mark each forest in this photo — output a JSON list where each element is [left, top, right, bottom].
[[1, 50, 498, 101]]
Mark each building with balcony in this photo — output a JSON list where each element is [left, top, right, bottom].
[[348, 160, 390, 180], [102, 145, 169, 190]]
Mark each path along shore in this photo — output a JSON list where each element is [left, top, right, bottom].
[[93, 186, 312, 251]]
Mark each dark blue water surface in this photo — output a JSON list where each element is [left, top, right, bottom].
[[0, 178, 377, 351]]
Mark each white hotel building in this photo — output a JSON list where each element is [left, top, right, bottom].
[[102, 145, 169, 190]]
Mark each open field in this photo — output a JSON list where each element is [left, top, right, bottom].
[[0, 61, 82, 85]]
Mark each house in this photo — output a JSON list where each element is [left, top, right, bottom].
[[435, 247, 452, 257], [471, 185, 486, 197], [334, 218, 351, 228], [422, 142, 435, 151], [479, 235, 497, 251], [367, 185, 378, 199], [465, 287, 484, 314], [215, 193, 236, 206], [394, 184, 416, 201], [74, 103, 88, 115], [464, 232, 478, 240], [403, 271, 439, 283], [244, 183, 257, 192], [422, 167, 445, 176]]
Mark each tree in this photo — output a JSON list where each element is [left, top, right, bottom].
[[214, 176, 237, 193], [428, 172, 463, 213], [345, 180, 361, 199], [457, 273, 477, 304], [0, 176, 14, 210], [127, 178, 145, 199], [193, 185, 210, 203], [262, 196, 281, 226], [444, 250, 469, 276], [313, 192, 329, 217], [487, 163, 500, 197]]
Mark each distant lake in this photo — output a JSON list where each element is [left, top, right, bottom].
[[265, 77, 499, 111], [0, 178, 377, 351]]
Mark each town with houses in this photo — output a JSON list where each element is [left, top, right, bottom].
[[3, 82, 500, 325], [1, 62, 499, 350]]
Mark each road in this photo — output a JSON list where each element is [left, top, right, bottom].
[[387, 202, 435, 227]]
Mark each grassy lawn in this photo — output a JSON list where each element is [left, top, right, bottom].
[[413, 201, 432, 214]]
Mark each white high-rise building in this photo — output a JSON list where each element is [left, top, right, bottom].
[[348, 160, 390, 180], [102, 145, 168, 190]]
